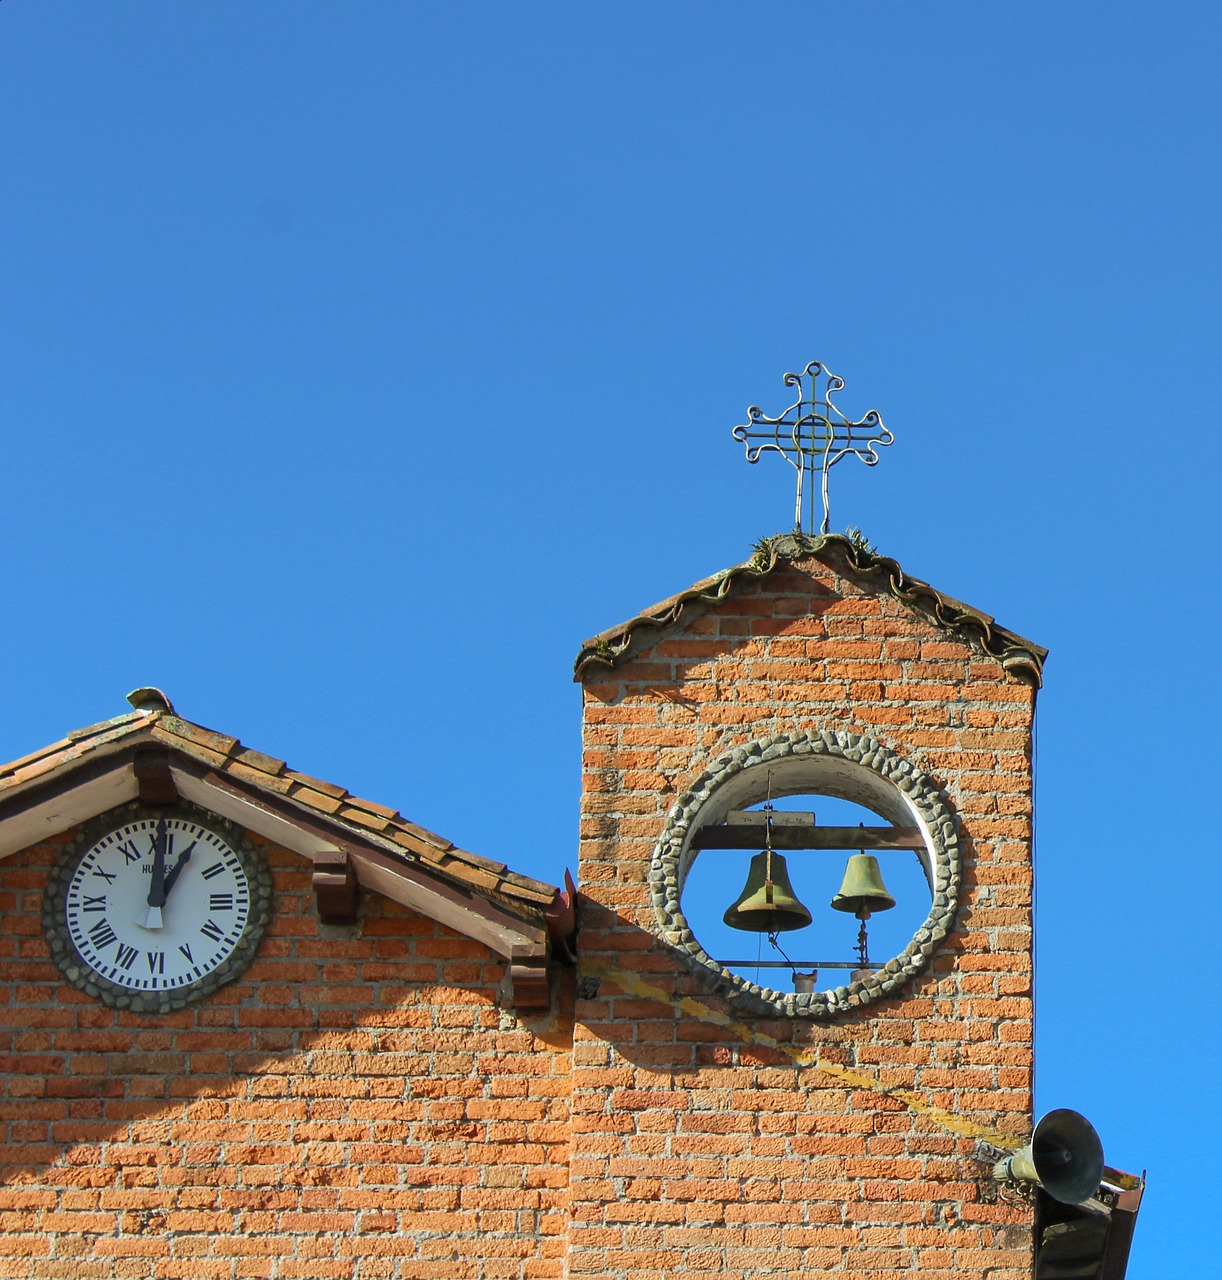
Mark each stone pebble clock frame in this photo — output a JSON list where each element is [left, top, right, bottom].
[[42, 801, 273, 1013]]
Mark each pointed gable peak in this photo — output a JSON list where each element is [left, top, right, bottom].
[[574, 531, 1047, 687], [0, 695, 571, 1007]]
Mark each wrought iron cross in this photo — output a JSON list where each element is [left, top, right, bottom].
[[732, 361, 893, 535]]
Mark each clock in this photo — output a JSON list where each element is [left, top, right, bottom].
[[42, 804, 272, 1012]]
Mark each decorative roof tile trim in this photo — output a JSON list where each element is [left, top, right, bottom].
[[0, 703, 562, 915], [573, 532, 1047, 687]]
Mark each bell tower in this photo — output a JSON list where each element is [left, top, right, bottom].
[[569, 414, 1048, 1275]]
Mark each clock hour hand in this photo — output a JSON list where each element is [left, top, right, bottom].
[[141, 820, 169, 929], [160, 838, 198, 903]]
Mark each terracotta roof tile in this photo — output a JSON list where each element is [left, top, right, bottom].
[[386, 828, 427, 853], [497, 876, 559, 906], [0, 717, 156, 794], [0, 737, 76, 783], [343, 796, 400, 821], [152, 729, 231, 771], [288, 785, 345, 816], [0, 698, 562, 918], [224, 761, 294, 794], [16, 719, 154, 781], [284, 771, 347, 800], [9, 747, 88, 788], [67, 712, 144, 743], [337, 805, 391, 833], [393, 818, 453, 852], [159, 717, 239, 757], [433, 854, 499, 888], [231, 746, 286, 776], [439, 847, 507, 876]]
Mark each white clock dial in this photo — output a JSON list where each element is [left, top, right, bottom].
[[43, 806, 272, 1012], [66, 817, 250, 990]]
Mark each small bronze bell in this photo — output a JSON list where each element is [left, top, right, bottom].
[[830, 853, 896, 920], [722, 849, 813, 933], [831, 851, 895, 969]]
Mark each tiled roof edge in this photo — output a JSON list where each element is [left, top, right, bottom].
[[0, 704, 562, 914], [573, 532, 1047, 687], [0, 713, 156, 791]]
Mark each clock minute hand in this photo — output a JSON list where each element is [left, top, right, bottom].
[[160, 839, 198, 903], [142, 821, 169, 929]]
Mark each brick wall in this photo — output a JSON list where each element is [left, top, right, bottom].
[[0, 547, 1039, 1278], [0, 841, 572, 1280], [572, 551, 1037, 1278]]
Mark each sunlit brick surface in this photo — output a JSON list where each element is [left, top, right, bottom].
[[0, 846, 572, 1279]]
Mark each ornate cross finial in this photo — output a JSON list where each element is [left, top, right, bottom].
[[732, 361, 893, 535]]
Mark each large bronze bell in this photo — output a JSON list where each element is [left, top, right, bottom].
[[830, 853, 896, 920], [723, 849, 813, 933]]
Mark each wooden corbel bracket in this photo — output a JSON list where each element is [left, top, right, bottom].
[[507, 945, 551, 1011], [133, 747, 179, 806], [313, 857, 361, 924]]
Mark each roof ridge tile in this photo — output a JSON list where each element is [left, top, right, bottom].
[[66, 712, 145, 743], [158, 717, 240, 757]]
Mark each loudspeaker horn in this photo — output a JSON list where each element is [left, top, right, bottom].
[[994, 1108, 1104, 1205]]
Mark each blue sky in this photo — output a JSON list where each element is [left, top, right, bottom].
[[2, 5, 1219, 1272]]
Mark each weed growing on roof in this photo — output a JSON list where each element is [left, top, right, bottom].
[[844, 526, 876, 557], [749, 536, 780, 572]]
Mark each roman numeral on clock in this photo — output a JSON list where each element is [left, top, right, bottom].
[[82, 895, 107, 913], [209, 893, 234, 911], [88, 919, 117, 949], [115, 943, 138, 970], [199, 919, 226, 942], [147, 951, 165, 975], [201, 862, 226, 881], [119, 841, 142, 865]]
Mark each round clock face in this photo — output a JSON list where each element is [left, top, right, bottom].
[[43, 805, 272, 1012]]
